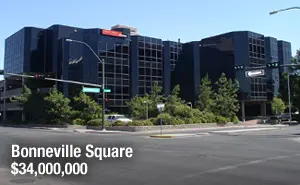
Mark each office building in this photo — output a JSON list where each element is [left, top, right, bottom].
[[173, 31, 269, 118], [278, 40, 292, 74], [67, 27, 131, 113], [130, 35, 164, 97], [172, 41, 200, 103], [163, 40, 182, 96], [264, 37, 280, 97], [2, 24, 293, 121], [2, 27, 42, 121], [2, 24, 180, 118], [4, 27, 42, 75]]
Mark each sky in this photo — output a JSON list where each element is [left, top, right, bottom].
[[0, 0, 299, 71]]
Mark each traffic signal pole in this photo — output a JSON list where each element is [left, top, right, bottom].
[[235, 63, 300, 122], [3, 72, 102, 88]]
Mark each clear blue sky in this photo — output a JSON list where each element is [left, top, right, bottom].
[[0, 0, 299, 71]]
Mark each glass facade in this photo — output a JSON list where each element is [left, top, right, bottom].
[[4, 24, 293, 115], [163, 41, 182, 95], [98, 31, 131, 112], [4, 27, 43, 76], [132, 36, 163, 96], [168, 41, 182, 71], [278, 40, 292, 74], [4, 28, 25, 75], [247, 32, 267, 100], [172, 41, 200, 103], [265, 37, 279, 97]]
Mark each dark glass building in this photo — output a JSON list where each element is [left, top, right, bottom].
[[278, 40, 292, 74], [172, 41, 200, 103], [163, 40, 182, 96], [265, 37, 279, 97], [4, 27, 43, 75], [3, 24, 293, 120], [173, 31, 269, 118], [130, 35, 164, 97], [65, 27, 131, 113]]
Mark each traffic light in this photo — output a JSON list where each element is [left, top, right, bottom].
[[0, 70, 4, 75], [266, 62, 280, 69], [234, 65, 244, 71], [34, 74, 46, 80], [105, 98, 109, 103]]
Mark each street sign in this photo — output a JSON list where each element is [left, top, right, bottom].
[[245, 69, 265, 77], [82, 87, 101, 93], [104, 89, 111, 93]]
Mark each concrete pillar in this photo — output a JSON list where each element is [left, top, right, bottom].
[[260, 102, 267, 117], [241, 101, 245, 122]]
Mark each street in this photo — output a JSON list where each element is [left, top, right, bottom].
[[0, 125, 300, 185]]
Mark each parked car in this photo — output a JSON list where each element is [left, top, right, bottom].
[[278, 113, 290, 121], [106, 115, 132, 123]]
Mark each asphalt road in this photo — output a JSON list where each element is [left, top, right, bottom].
[[0, 125, 300, 185]]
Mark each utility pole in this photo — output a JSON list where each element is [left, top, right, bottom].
[[269, 6, 300, 123], [287, 73, 292, 122]]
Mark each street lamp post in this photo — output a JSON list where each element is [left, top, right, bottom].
[[143, 101, 148, 120], [157, 103, 165, 135], [269, 7, 299, 122], [287, 73, 292, 122], [66, 39, 106, 131], [269, 7, 300, 15]]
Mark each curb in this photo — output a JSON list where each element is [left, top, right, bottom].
[[209, 127, 280, 135], [150, 134, 198, 138], [73, 129, 126, 134], [150, 135, 173, 138]]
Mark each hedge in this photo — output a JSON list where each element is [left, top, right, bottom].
[[86, 119, 110, 126]]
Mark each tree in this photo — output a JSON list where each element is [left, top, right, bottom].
[[272, 97, 286, 115], [127, 81, 164, 119], [126, 94, 150, 119], [10, 85, 31, 107], [197, 74, 215, 112], [165, 85, 185, 116], [10, 85, 46, 122], [213, 73, 240, 120], [72, 92, 102, 122], [279, 49, 300, 111], [290, 50, 300, 75], [148, 81, 165, 117], [44, 88, 72, 124]]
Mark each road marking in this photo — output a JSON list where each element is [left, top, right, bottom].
[[210, 127, 278, 134], [292, 138, 300, 143], [182, 153, 300, 179]]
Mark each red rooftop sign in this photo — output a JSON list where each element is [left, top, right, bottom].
[[102, 29, 125, 37]]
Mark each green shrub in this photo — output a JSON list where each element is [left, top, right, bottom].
[[149, 118, 156, 124], [183, 118, 194, 124], [171, 117, 185, 125], [214, 116, 229, 123], [112, 121, 128, 126], [191, 116, 202, 123], [87, 119, 110, 126], [142, 120, 154, 126], [173, 104, 193, 118], [153, 113, 173, 125], [128, 120, 153, 126], [72, 118, 85, 125], [231, 116, 240, 123], [202, 111, 216, 123]]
